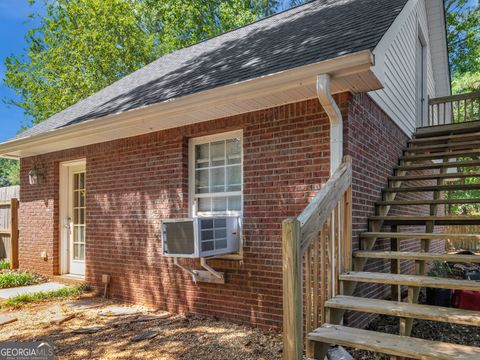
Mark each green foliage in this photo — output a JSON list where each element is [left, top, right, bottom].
[[445, 0, 480, 93], [428, 261, 454, 278], [4, 0, 302, 127], [0, 271, 38, 289], [0, 159, 19, 187], [0, 284, 88, 309], [445, 160, 480, 215], [0, 261, 10, 270]]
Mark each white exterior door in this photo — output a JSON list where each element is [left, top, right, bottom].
[[60, 162, 86, 277], [416, 34, 426, 127]]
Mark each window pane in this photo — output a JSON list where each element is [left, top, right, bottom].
[[198, 198, 211, 212], [74, 209, 79, 224], [80, 190, 85, 207], [212, 197, 227, 212], [78, 226, 85, 243], [210, 141, 225, 166], [79, 173, 85, 189], [201, 219, 213, 229], [201, 241, 214, 252], [79, 244, 85, 260], [74, 191, 79, 207], [211, 167, 225, 192], [196, 169, 209, 193], [216, 239, 227, 249], [74, 244, 79, 260], [226, 165, 241, 191], [228, 196, 242, 211], [215, 228, 227, 239], [202, 230, 213, 240], [226, 138, 241, 164], [80, 209, 85, 224], [195, 143, 210, 168], [214, 218, 227, 228]]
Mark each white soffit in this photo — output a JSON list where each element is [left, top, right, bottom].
[[0, 50, 381, 159]]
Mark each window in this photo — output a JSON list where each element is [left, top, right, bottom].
[[189, 130, 243, 217]]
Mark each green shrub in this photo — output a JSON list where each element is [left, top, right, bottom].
[[0, 284, 88, 309], [0, 260, 10, 270], [0, 271, 37, 289]]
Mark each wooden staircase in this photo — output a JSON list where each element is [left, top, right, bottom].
[[308, 121, 480, 359]]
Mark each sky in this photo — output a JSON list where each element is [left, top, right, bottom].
[[0, 0, 42, 142]]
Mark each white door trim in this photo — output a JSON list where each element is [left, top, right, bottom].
[[59, 159, 86, 276]]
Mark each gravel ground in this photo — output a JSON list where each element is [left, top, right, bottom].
[[0, 295, 283, 360]]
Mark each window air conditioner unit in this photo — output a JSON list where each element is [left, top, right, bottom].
[[161, 217, 240, 258]]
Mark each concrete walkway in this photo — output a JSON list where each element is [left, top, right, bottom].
[[0, 282, 67, 299]]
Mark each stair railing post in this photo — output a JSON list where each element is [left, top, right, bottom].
[[282, 217, 303, 360]]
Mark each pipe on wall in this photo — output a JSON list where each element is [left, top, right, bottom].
[[316, 74, 343, 175]]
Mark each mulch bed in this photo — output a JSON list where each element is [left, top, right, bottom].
[[0, 296, 284, 360]]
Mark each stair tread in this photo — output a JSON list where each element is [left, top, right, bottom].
[[395, 160, 480, 171], [360, 232, 480, 240], [389, 172, 480, 181], [325, 295, 480, 326], [410, 131, 480, 144], [384, 184, 480, 192], [369, 215, 480, 225], [353, 250, 480, 263], [339, 271, 480, 291], [405, 139, 480, 152], [401, 148, 480, 161], [377, 198, 480, 206], [415, 121, 480, 138], [308, 324, 480, 359]]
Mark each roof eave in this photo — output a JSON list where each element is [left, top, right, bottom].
[[0, 49, 380, 159]]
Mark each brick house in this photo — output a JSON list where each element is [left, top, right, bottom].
[[0, 0, 451, 336]]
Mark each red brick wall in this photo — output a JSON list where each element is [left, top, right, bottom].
[[18, 96, 354, 329]]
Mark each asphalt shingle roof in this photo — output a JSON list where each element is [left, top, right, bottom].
[[13, 0, 408, 140]]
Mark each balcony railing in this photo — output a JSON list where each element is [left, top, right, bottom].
[[428, 92, 480, 126]]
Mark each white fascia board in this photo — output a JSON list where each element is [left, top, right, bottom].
[[0, 50, 378, 159]]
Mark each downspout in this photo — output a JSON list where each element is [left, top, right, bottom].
[[316, 74, 343, 174], [316, 74, 343, 299]]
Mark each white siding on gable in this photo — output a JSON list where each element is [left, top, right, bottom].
[[369, 0, 448, 135]]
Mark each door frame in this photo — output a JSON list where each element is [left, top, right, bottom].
[[59, 159, 86, 276], [416, 24, 428, 127]]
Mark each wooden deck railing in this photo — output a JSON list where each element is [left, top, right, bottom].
[[282, 156, 352, 360], [0, 198, 19, 269], [428, 92, 480, 126]]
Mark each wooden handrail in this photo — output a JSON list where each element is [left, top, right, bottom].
[[282, 156, 353, 360], [298, 157, 352, 252], [429, 91, 480, 105], [427, 91, 480, 126]]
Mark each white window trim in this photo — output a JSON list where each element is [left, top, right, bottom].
[[188, 130, 244, 260], [188, 129, 244, 218]]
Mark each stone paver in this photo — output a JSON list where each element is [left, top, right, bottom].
[[0, 314, 17, 326], [0, 282, 67, 299], [98, 306, 143, 317]]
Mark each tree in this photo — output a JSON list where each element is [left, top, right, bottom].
[[445, 0, 480, 93], [0, 159, 19, 187], [3, 0, 301, 127]]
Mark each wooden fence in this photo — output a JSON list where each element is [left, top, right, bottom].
[[282, 156, 352, 360], [445, 225, 480, 253], [0, 186, 20, 268]]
